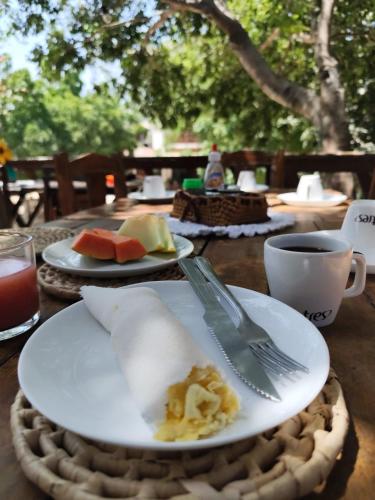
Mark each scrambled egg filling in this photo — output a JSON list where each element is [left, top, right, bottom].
[[155, 366, 239, 441]]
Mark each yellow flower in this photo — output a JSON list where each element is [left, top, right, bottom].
[[0, 139, 13, 165]]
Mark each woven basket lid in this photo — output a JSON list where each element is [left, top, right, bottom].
[[38, 263, 184, 300], [11, 369, 348, 499]]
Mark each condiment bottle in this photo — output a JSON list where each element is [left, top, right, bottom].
[[204, 144, 224, 190]]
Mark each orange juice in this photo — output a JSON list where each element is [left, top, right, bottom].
[[0, 258, 39, 331]]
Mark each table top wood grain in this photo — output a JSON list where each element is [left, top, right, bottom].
[[1, 195, 374, 500]]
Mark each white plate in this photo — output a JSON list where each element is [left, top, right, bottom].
[[227, 184, 269, 193], [242, 183, 269, 193], [278, 192, 347, 207], [307, 229, 375, 274], [128, 190, 176, 203], [18, 281, 329, 451], [42, 235, 193, 277]]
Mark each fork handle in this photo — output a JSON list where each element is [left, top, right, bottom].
[[194, 256, 254, 325]]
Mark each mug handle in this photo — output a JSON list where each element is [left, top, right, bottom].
[[343, 252, 366, 298]]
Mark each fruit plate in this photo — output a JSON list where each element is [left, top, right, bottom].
[[18, 281, 329, 451], [42, 235, 194, 277]]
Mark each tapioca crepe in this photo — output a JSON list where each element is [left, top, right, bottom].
[[80, 286, 239, 441]]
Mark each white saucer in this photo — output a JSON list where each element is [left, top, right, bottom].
[[307, 229, 375, 274], [128, 190, 176, 203], [227, 184, 270, 193], [278, 192, 347, 207], [238, 184, 269, 193]]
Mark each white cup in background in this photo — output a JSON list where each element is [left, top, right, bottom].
[[264, 233, 366, 327], [341, 200, 375, 256], [143, 175, 166, 198], [296, 174, 323, 200], [237, 170, 257, 192]]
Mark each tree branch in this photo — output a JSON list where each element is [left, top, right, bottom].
[[164, 0, 320, 121], [259, 28, 280, 52], [100, 15, 148, 31], [315, 0, 350, 150], [316, 0, 334, 66], [331, 28, 374, 40], [292, 32, 315, 44], [143, 10, 174, 46], [259, 29, 316, 51]]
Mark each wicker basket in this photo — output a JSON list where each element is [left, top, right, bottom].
[[171, 190, 269, 226], [10, 370, 349, 499]]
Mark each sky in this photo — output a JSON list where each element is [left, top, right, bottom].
[[1, 0, 153, 92], [3, 34, 121, 93], [5, 36, 38, 76]]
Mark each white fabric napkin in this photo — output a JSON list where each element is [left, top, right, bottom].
[[80, 286, 210, 425]]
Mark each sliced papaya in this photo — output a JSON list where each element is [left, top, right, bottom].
[[72, 228, 115, 260], [72, 228, 147, 263], [112, 235, 147, 263]]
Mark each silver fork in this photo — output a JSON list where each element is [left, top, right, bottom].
[[194, 256, 309, 376]]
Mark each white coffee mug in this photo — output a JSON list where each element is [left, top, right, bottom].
[[296, 174, 323, 200], [237, 170, 256, 192], [264, 233, 366, 326], [143, 175, 166, 198], [341, 200, 375, 254]]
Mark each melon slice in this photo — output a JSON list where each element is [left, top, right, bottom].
[[118, 214, 176, 253], [112, 235, 147, 264], [72, 228, 115, 260], [158, 217, 176, 253]]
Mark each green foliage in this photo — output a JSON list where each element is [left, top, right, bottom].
[[330, 0, 375, 150], [2, 0, 375, 152], [0, 68, 143, 157]]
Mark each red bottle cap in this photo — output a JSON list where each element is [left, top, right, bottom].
[[211, 144, 218, 151]]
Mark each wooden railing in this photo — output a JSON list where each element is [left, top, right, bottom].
[[2, 150, 374, 227], [271, 151, 375, 197]]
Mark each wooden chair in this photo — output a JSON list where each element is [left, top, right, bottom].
[[120, 151, 274, 187], [1, 158, 55, 226], [271, 151, 375, 197], [0, 189, 10, 228], [369, 169, 375, 199], [55, 152, 127, 216], [221, 150, 274, 184], [121, 155, 208, 172], [121, 155, 207, 188]]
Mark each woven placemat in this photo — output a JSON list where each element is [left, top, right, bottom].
[[3, 227, 75, 255], [11, 370, 348, 500], [38, 263, 185, 300]]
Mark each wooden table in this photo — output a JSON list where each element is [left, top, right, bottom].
[[1, 195, 375, 499]]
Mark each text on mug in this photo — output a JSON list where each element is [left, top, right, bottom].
[[354, 214, 375, 225], [304, 309, 333, 321]]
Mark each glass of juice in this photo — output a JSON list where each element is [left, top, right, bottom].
[[0, 232, 40, 341]]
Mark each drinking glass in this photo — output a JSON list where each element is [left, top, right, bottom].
[[0, 232, 40, 341]]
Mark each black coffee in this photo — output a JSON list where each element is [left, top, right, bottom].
[[281, 246, 331, 253]]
